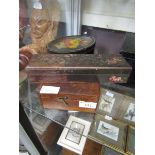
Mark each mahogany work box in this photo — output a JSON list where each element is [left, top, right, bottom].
[[26, 53, 132, 112], [38, 82, 100, 113]]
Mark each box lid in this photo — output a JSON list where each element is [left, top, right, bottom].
[[26, 53, 132, 75]]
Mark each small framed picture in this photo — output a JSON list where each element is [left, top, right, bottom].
[[97, 121, 119, 141], [89, 114, 127, 151], [57, 116, 91, 155], [124, 103, 135, 122], [118, 96, 135, 126], [126, 126, 135, 154], [99, 95, 115, 113], [65, 121, 85, 144], [102, 146, 123, 155], [98, 89, 116, 114], [96, 88, 124, 119]]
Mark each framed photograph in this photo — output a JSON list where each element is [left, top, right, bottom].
[[89, 114, 127, 151], [96, 88, 124, 119], [99, 95, 115, 113], [118, 96, 135, 126], [97, 121, 119, 141], [57, 116, 91, 155], [65, 121, 85, 144], [102, 146, 123, 155], [126, 126, 135, 154], [124, 103, 135, 122]]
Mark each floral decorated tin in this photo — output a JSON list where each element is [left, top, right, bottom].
[[47, 35, 95, 54]]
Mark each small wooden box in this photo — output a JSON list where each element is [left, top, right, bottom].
[[39, 82, 100, 113]]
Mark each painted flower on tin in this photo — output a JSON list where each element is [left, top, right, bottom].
[[106, 57, 122, 65], [109, 76, 122, 82]]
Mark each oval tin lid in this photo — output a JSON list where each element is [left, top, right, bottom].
[[47, 35, 95, 54]]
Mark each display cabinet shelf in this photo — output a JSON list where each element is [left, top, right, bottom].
[[20, 70, 135, 155], [19, 0, 135, 154]]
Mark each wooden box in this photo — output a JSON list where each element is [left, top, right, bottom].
[[39, 82, 100, 113], [26, 53, 132, 83]]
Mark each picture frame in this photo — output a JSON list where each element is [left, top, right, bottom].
[[57, 115, 91, 155], [124, 103, 135, 122], [126, 126, 135, 155], [96, 88, 124, 119], [89, 114, 127, 151], [118, 96, 135, 126], [101, 145, 123, 155], [97, 121, 119, 141]]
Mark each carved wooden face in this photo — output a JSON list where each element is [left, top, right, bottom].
[[30, 9, 51, 39]]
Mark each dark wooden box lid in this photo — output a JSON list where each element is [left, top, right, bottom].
[[26, 54, 132, 75]]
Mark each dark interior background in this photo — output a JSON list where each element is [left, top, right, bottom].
[[81, 25, 135, 88]]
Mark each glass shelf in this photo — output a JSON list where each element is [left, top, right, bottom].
[[20, 72, 134, 155], [23, 81, 95, 128], [19, 0, 135, 154], [21, 79, 134, 127]]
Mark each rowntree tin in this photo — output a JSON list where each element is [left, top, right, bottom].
[[47, 35, 95, 54]]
